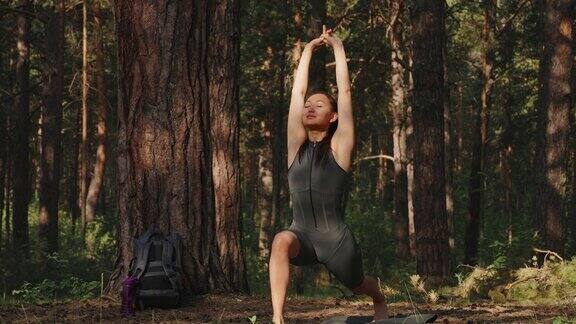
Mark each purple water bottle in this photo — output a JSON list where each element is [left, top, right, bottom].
[[121, 276, 138, 317]]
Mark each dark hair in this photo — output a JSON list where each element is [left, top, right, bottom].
[[296, 90, 338, 168]]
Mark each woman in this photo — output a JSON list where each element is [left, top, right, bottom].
[[268, 29, 388, 323]]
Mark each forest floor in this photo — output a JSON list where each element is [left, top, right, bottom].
[[1, 293, 575, 323]]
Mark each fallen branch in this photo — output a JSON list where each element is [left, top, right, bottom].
[[356, 154, 394, 163], [533, 248, 564, 262]]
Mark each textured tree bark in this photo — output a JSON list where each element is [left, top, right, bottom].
[[501, 97, 514, 246], [406, 46, 416, 258], [306, 0, 327, 92], [68, 102, 81, 233], [388, 0, 410, 262], [465, 0, 496, 266], [258, 142, 274, 263], [12, 0, 32, 257], [443, 36, 455, 259], [80, 0, 90, 235], [569, 127, 576, 255], [532, 0, 547, 242], [537, 0, 572, 256], [454, 85, 463, 172], [4, 158, 11, 248], [85, 0, 108, 224], [109, 0, 247, 295], [0, 94, 5, 247], [408, 0, 451, 278], [499, 23, 517, 247], [38, 0, 65, 254]]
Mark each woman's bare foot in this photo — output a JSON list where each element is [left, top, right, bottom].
[[272, 315, 285, 324]]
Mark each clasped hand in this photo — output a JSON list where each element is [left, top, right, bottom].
[[306, 25, 342, 51]]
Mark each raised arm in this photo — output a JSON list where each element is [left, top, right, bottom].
[[324, 32, 355, 157], [287, 37, 324, 169]]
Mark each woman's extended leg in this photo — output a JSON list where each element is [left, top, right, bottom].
[[269, 231, 300, 324], [351, 276, 388, 321]]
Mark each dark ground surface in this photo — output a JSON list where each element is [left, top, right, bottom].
[[1, 293, 575, 323]]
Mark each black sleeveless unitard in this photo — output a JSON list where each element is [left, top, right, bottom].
[[287, 139, 364, 290]]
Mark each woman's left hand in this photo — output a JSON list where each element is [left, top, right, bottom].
[[321, 27, 342, 49]]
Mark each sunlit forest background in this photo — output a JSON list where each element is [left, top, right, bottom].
[[0, 0, 575, 320]]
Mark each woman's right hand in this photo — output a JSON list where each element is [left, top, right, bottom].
[[305, 36, 326, 51]]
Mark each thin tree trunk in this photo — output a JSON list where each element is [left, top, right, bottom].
[[69, 102, 81, 233], [455, 84, 463, 172], [537, 0, 572, 256], [108, 0, 247, 295], [38, 0, 65, 253], [388, 0, 410, 262], [85, 0, 108, 224], [569, 124, 576, 255], [258, 143, 274, 263], [442, 13, 455, 260], [80, 0, 90, 236], [499, 22, 517, 247], [444, 50, 455, 258], [371, 132, 382, 201], [408, 0, 451, 279], [4, 158, 11, 249], [406, 45, 416, 258], [501, 99, 514, 246], [12, 0, 32, 257], [4, 106, 11, 249], [306, 0, 326, 92], [464, 0, 496, 266], [0, 94, 6, 249]]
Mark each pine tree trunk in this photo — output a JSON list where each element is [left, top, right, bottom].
[[4, 158, 11, 248], [12, 0, 32, 257], [306, 0, 326, 92], [502, 96, 514, 245], [108, 0, 247, 295], [69, 102, 81, 233], [537, 0, 572, 256], [406, 45, 416, 258], [85, 0, 108, 224], [569, 128, 576, 255], [408, 0, 451, 279], [80, 0, 90, 236], [443, 27, 455, 259], [38, 0, 65, 253], [465, 0, 496, 265], [258, 143, 274, 263], [0, 97, 5, 249], [455, 84, 463, 172], [388, 0, 410, 262]]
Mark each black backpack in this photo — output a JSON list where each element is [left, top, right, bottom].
[[129, 224, 184, 309]]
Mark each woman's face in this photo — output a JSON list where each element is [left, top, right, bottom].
[[302, 93, 337, 130]]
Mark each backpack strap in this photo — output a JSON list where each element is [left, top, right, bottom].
[[162, 233, 183, 291], [132, 224, 158, 280]]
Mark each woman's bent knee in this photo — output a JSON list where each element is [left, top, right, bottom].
[[271, 231, 297, 253]]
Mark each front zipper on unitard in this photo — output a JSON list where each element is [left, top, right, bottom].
[[310, 141, 317, 228]]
